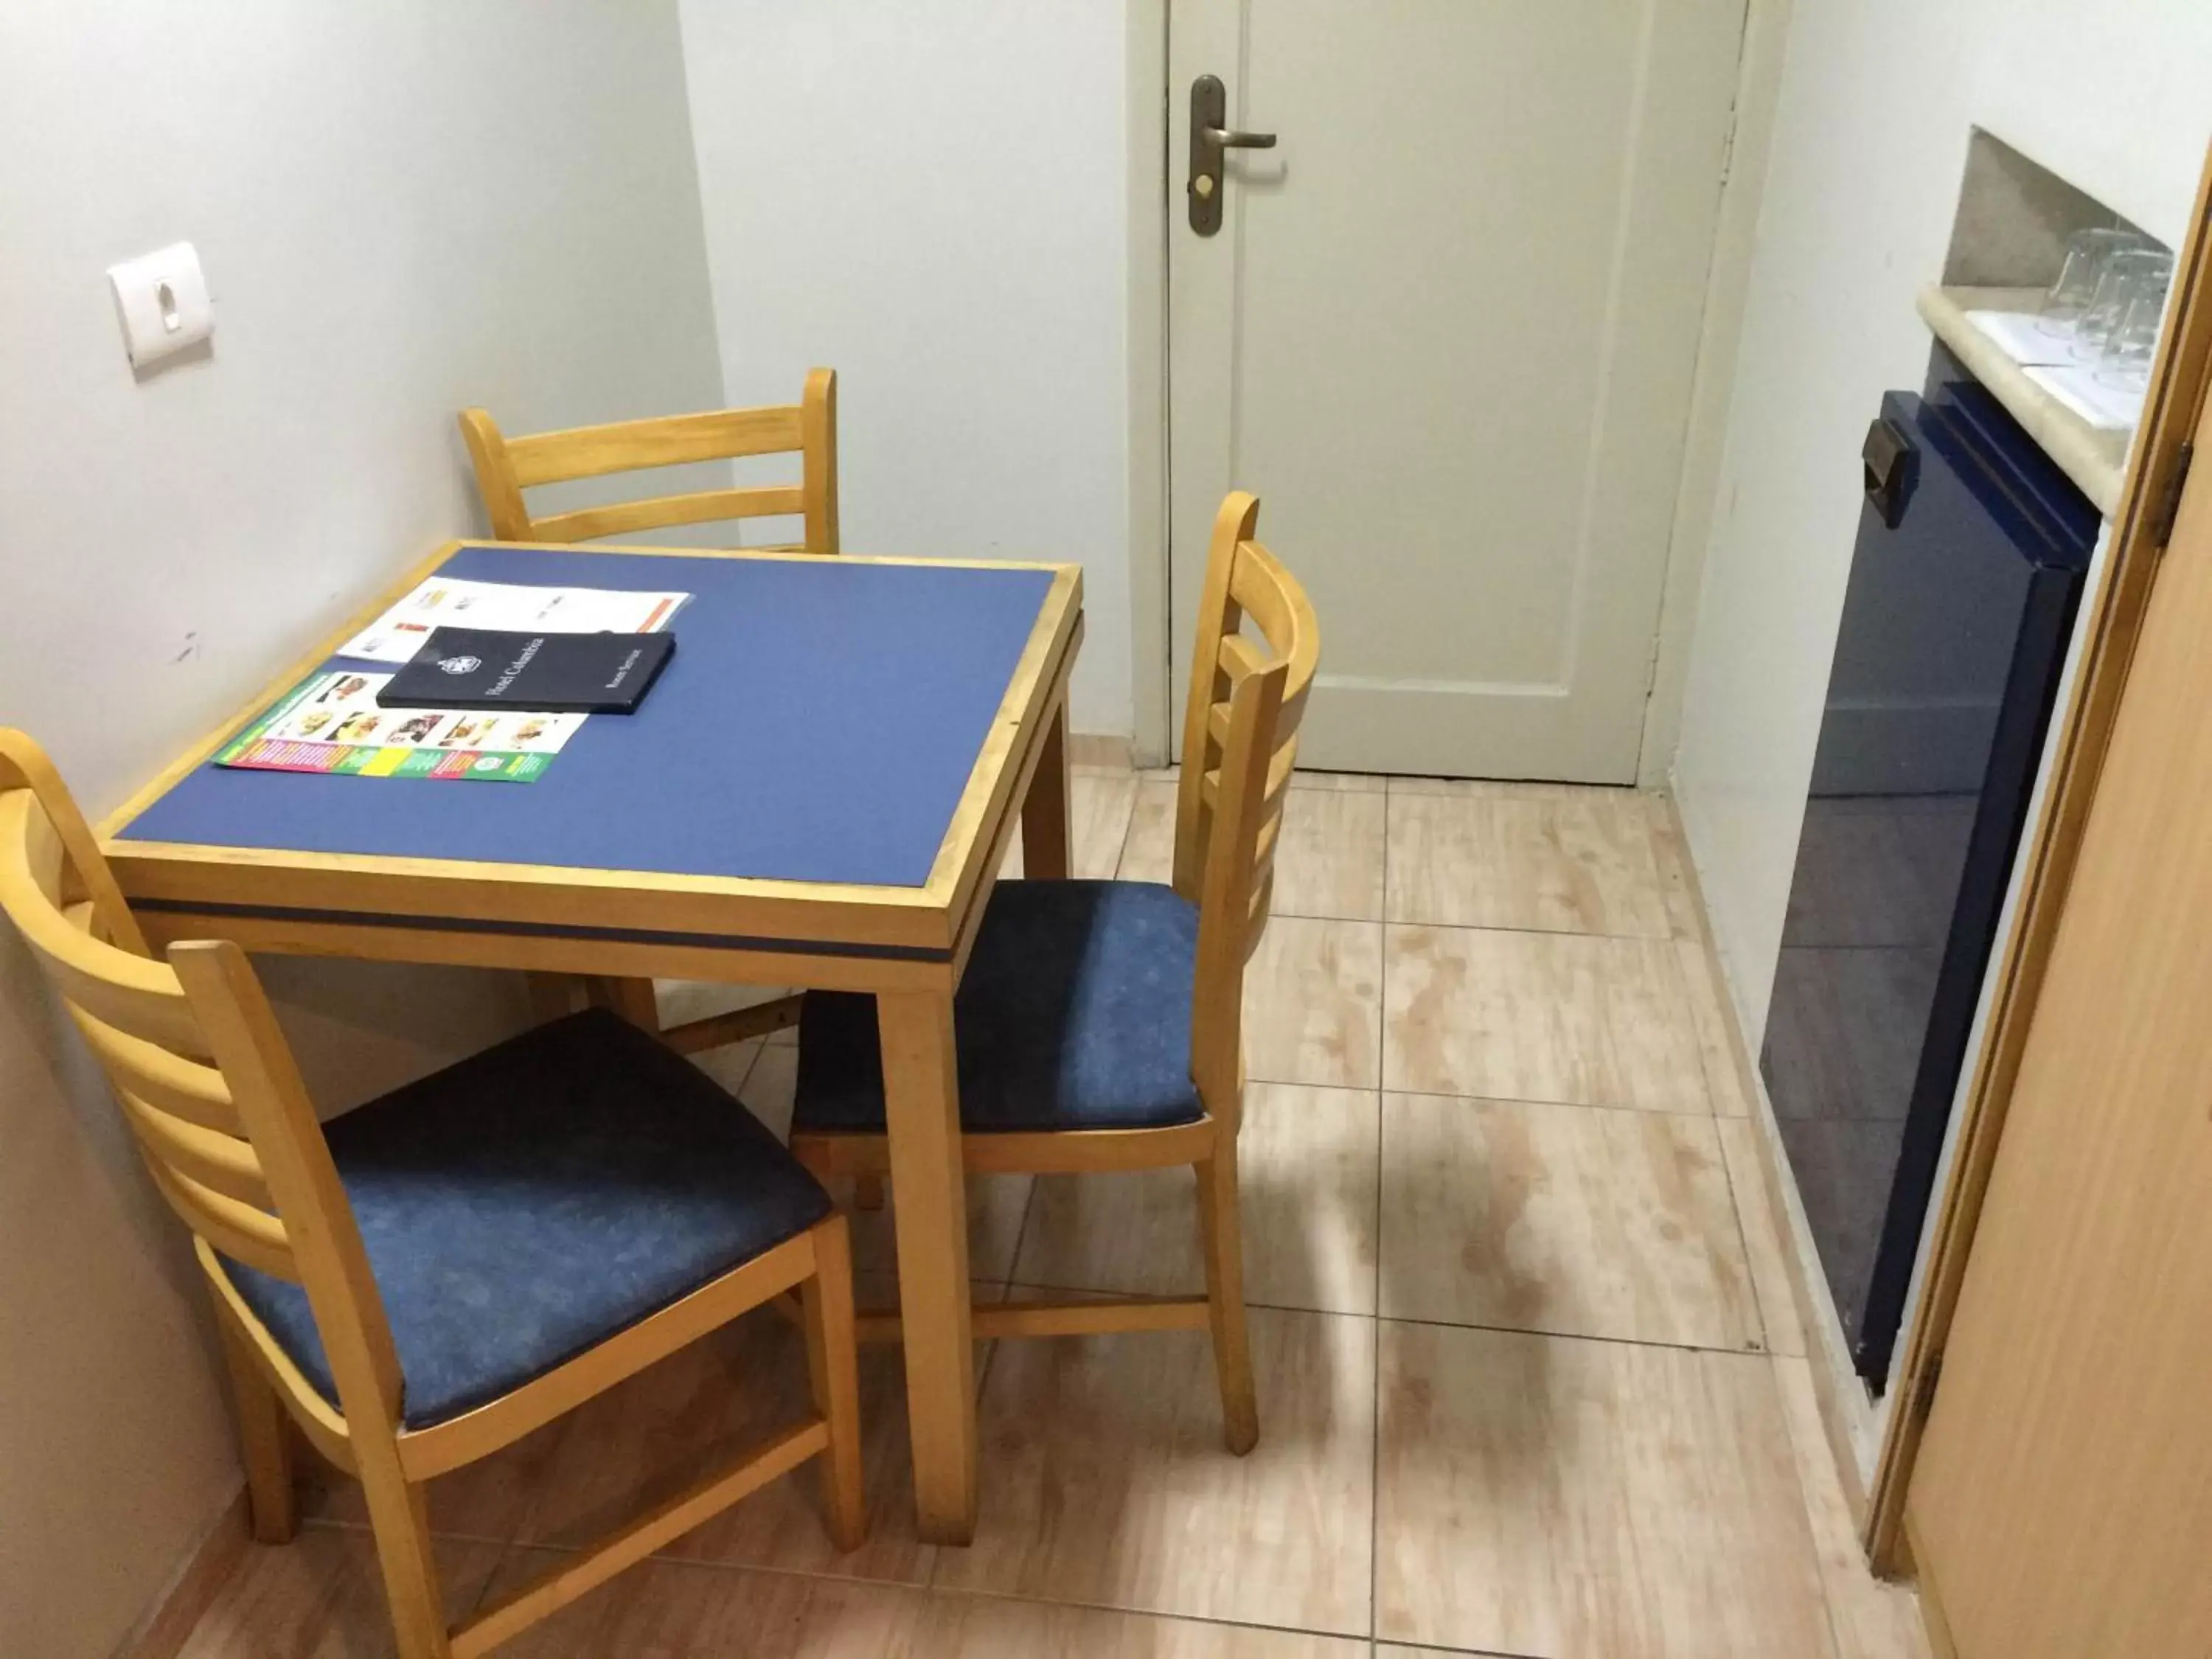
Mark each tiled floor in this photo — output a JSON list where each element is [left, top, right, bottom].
[[178, 772, 1928, 1659]]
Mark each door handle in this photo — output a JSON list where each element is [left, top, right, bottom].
[[1862, 417, 1916, 529], [1189, 74, 1276, 236]]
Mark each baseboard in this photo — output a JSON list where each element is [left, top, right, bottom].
[[1068, 731, 1135, 772], [111, 1484, 246, 1659]]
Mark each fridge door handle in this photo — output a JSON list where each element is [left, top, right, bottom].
[[1863, 417, 1916, 529]]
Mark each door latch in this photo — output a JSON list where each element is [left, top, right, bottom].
[[1188, 74, 1277, 236]]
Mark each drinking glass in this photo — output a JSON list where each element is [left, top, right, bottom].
[[2073, 247, 2173, 363], [2096, 273, 2171, 391], [2037, 228, 2143, 338]]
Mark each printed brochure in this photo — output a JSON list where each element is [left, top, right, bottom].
[[215, 670, 584, 784]]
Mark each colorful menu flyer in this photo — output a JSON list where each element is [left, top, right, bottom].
[[215, 671, 584, 784], [338, 577, 689, 665]]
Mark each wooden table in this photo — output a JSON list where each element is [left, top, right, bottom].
[[101, 538, 1084, 1544]]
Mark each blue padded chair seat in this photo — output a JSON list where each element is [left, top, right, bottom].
[[795, 880, 1204, 1135], [220, 1009, 832, 1430]]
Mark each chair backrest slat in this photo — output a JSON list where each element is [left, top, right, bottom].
[[68, 1004, 242, 1135], [147, 1161, 297, 1282], [116, 1085, 274, 1210], [461, 368, 839, 554], [529, 485, 807, 548], [1169, 495, 1320, 1123], [503, 404, 806, 484]]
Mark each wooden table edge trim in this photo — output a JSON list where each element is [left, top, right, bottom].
[[129, 911, 953, 995], [128, 897, 954, 962], [925, 565, 1084, 890], [104, 838, 951, 949]]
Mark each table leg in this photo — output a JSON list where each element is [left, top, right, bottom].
[[876, 988, 978, 1543], [584, 975, 662, 1031], [1019, 698, 1072, 880]]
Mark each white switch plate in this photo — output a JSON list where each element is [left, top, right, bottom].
[[108, 241, 212, 370]]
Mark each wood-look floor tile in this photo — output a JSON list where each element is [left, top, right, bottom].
[[1377, 1321, 1832, 1656], [1007, 1083, 1380, 1315], [1385, 784, 1684, 936], [299, 1408, 560, 1544], [1719, 1115, 1806, 1358], [1120, 778, 1385, 913], [1117, 776, 1180, 885], [1138, 765, 1386, 796], [1387, 774, 1590, 799], [1383, 925, 1711, 1111], [1004, 772, 1141, 881], [726, 1039, 794, 1140], [1272, 787, 1386, 919], [497, 1307, 942, 1585], [483, 1554, 916, 1655], [1777, 1359, 1930, 1659], [176, 1526, 502, 1658], [1679, 939, 1756, 1116], [936, 1307, 1375, 1634], [687, 1032, 768, 1101], [846, 1169, 1034, 1284], [1644, 792, 1708, 938], [1285, 769, 1389, 793], [655, 980, 796, 1031], [479, 1551, 1366, 1658], [1246, 917, 1382, 1090], [1379, 1093, 1759, 1349]]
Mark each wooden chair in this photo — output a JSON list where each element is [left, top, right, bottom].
[[0, 730, 865, 1659], [457, 371, 839, 1057], [459, 369, 838, 554], [787, 492, 1318, 1452]]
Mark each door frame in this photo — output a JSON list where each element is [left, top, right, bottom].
[[1125, 0, 1173, 767], [1865, 137, 2212, 1571], [1121, 0, 1789, 780]]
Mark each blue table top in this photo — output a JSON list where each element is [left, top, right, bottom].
[[116, 546, 1061, 891]]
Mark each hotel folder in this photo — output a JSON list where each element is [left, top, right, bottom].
[[378, 627, 675, 714]]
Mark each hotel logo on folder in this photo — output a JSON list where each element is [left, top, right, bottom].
[[379, 627, 675, 714]]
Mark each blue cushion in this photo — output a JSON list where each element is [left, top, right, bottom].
[[220, 1009, 831, 1430], [794, 880, 1203, 1135]]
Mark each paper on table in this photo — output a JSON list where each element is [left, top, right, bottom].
[[339, 577, 689, 664], [1965, 309, 2074, 367], [2023, 363, 2145, 433], [215, 669, 585, 782]]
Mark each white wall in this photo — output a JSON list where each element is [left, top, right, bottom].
[[1672, 0, 2212, 1039], [0, 6, 724, 1654], [677, 0, 1135, 737]]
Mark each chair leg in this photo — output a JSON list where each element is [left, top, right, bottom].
[[1195, 1144, 1259, 1455], [522, 972, 585, 1023], [852, 1173, 886, 1211], [355, 1456, 451, 1659], [215, 1315, 297, 1544], [801, 1215, 869, 1551]]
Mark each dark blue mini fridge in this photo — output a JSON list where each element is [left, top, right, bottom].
[[1761, 342, 2098, 1388]]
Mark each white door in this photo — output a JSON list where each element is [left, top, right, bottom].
[[1169, 0, 1746, 780]]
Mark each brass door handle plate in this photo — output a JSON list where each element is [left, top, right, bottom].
[[1189, 74, 1277, 236]]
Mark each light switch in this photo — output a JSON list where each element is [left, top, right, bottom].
[[107, 241, 212, 371]]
